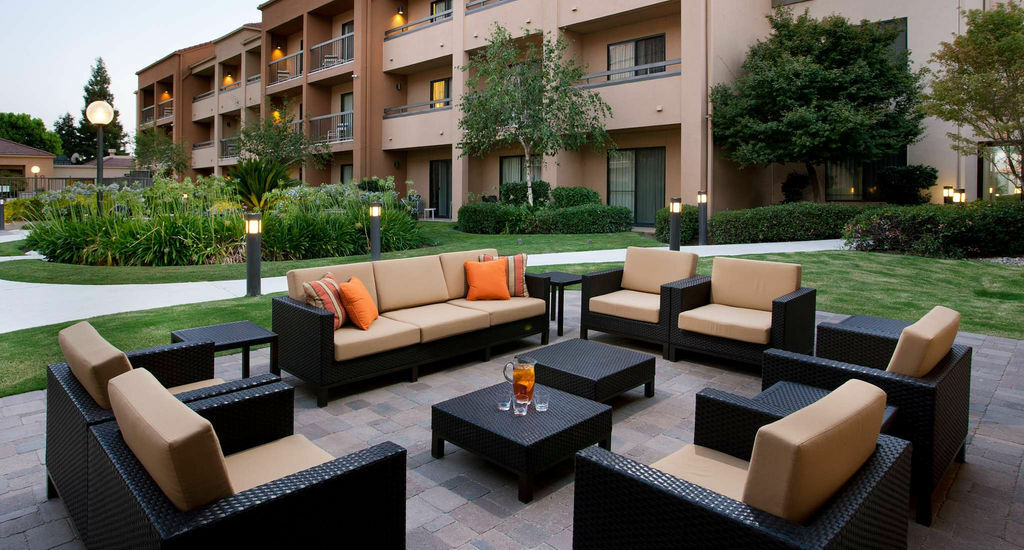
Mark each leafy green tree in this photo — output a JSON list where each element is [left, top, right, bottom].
[[923, 1, 1024, 201], [710, 9, 925, 201], [0, 113, 62, 155], [237, 101, 329, 169], [74, 58, 128, 160], [459, 25, 613, 205], [133, 127, 190, 177], [53, 113, 79, 159]]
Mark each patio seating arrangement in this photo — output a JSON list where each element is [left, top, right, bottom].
[[668, 256, 816, 365], [580, 247, 698, 359], [272, 249, 550, 407], [573, 380, 912, 549], [763, 307, 970, 525], [86, 370, 407, 548], [46, 322, 279, 543]]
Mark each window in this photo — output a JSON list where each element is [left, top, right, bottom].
[[430, 78, 451, 109], [979, 144, 1022, 199], [430, 0, 452, 22], [340, 164, 353, 184], [607, 148, 665, 226], [340, 92, 353, 113], [500, 155, 541, 186], [341, 21, 354, 60], [607, 35, 666, 82]]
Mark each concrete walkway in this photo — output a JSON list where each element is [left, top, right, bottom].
[[0, 239, 844, 334]]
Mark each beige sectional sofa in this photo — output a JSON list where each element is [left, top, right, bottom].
[[272, 249, 550, 406]]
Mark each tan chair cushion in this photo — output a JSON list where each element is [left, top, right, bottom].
[[58, 321, 133, 409], [108, 369, 234, 512], [651, 444, 750, 502], [287, 263, 377, 306], [439, 249, 498, 299], [621, 247, 698, 295], [168, 378, 226, 395], [334, 316, 421, 362], [678, 304, 773, 345], [711, 257, 802, 312], [381, 303, 490, 342], [589, 290, 661, 324], [448, 297, 546, 325], [887, 306, 961, 378], [373, 255, 450, 312], [225, 434, 334, 493], [743, 379, 886, 524]]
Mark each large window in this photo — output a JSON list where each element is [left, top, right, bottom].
[[340, 164, 353, 184], [430, 0, 452, 22], [500, 155, 542, 186], [608, 147, 665, 226], [979, 144, 1022, 199], [607, 35, 666, 82], [430, 78, 451, 109]]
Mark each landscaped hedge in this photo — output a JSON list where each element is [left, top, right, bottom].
[[499, 181, 551, 207], [844, 201, 1024, 258], [456, 202, 631, 235], [709, 202, 873, 244], [551, 186, 601, 209], [539, 204, 633, 234], [654, 205, 699, 244]]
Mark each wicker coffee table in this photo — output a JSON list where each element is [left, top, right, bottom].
[[170, 321, 277, 379], [529, 339, 656, 402], [432, 383, 612, 503], [756, 381, 898, 432]]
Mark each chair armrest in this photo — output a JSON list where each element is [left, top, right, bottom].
[[816, 322, 901, 371], [126, 341, 216, 388], [189, 382, 295, 455], [272, 296, 335, 381], [770, 287, 816, 355], [525, 274, 550, 316], [693, 389, 788, 461], [170, 373, 280, 404], [667, 275, 711, 316], [581, 269, 623, 302]]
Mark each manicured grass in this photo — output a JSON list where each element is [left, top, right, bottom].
[[0, 222, 659, 285], [1, 250, 1019, 398], [0, 239, 27, 257]]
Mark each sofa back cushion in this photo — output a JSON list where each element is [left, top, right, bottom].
[[887, 306, 961, 378], [711, 257, 801, 312], [373, 255, 450, 312], [742, 379, 885, 524], [58, 321, 133, 409], [439, 249, 498, 299], [108, 369, 234, 512], [621, 247, 698, 295], [287, 263, 377, 306]]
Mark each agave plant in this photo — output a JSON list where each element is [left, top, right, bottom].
[[228, 158, 296, 211]]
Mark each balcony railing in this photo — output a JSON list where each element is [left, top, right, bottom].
[[221, 81, 242, 92], [193, 140, 214, 149], [383, 98, 452, 119], [466, 0, 518, 13], [384, 9, 452, 39], [157, 99, 174, 120], [310, 33, 355, 73], [140, 106, 155, 125], [309, 111, 354, 143], [219, 137, 239, 158], [268, 51, 303, 86], [577, 59, 682, 89], [193, 90, 215, 102], [246, 74, 261, 83]]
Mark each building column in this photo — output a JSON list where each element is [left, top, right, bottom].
[[680, 0, 708, 210], [450, 1, 469, 220]]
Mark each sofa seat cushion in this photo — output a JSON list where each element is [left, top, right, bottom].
[[372, 255, 450, 312], [448, 297, 546, 326], [334, 317, 421, 362], [381, 303, 490, 343], [225, 434, 334, 494], [589, 290, 661, 324], [651, 444, 749, 502], [887, 305, 961, 378], [621, 247, 698, 295], [678, 304, 773, 345], [168, 378, 226, 395], [58, 321, 133, 409], [711, 257, 802, 312]]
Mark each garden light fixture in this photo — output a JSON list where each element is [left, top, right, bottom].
[[953, 188, 966, 204], [697, 190, 708, 246], [245, 212, 262, 297], [943, 186, 954, 204], [0, 198, 5, 231], [86, 100, 114, 216], [669, 197, 682, 251], [31, 165, 40, 195], [369, 201, 382, 261]]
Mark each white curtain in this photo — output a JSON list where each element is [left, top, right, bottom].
[[608, 42, 634, 82], [608, 150, 636, 212]]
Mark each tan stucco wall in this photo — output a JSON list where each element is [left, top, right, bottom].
[[0, 156, 54, 178]]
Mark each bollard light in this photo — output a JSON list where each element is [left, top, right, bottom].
[[0, 198, 5, 231], [245, 212, 262, 297], [369, 201, 382, 261], [668, 197, 682, 251], [943, 186, 954, 205], [697, 190, 708, 246], [953, 188, 966, 204], [86, 100, 114, 215]]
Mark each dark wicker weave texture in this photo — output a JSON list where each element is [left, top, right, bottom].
[[529, 338, 656, 401], [579, 269, 681, 359], [171, 320, 278, 377]]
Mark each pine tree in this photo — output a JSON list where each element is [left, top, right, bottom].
[[53, 113, 79, 160], [74, 58, 127, 160]]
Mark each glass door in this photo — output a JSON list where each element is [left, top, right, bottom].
[[607, 147, 665, 226], [430, 159, 452, 218]]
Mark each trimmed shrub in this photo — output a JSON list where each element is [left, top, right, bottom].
[[709, 202, 872, 244], [499, 181, 551, 207], [456, 202, 539, 234], [877, 165, 936, 205], [456, 202, 630, 234], [654, 205, 700, 244], [545, 204, 633, 234], [551, 186, 601, 208], [844, 201, 1024, 258]]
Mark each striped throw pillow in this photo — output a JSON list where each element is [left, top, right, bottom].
[[302, 273, 346, 330], [479, 254, 529, 297]]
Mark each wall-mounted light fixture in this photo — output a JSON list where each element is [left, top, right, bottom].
[[397, 6, 405, 16]]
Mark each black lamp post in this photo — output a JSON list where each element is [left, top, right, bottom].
[[954, 188, 967, 205], [942, 186, 954, 205], [668, 197, 682, 251], [369, 201, 382, 261], [245, 212, 262, 297], [0, 198, 5, 231], [31, 165, 40, 195], [697, 190, 708, 246], [86, 101, 114, 215]]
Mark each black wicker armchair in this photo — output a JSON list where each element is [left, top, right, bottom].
[[763, 314, 971, 526], [45, 340, 279, 543], [573, 387, 912, 549], [86, 381, 407, 549]]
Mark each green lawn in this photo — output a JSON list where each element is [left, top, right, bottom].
[[0, 239, 27, 257], [1, 250, 1019, 398], [0, 222, 659, 285]]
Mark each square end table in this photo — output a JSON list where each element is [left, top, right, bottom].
[[529, 339, 656, 402], [533, 272, 582, 336], [171, 321, 277, 379]]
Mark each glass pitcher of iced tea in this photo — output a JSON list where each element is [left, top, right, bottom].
[[503, 356, 536, 416]]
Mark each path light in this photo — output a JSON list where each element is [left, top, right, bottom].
[[0, 197, 5, 231], [245, 212, 262, 297], [31, 165, 40, 195], [953, 188, 966, 204], [86, 100, 114, 215], [669, 197, 682, 251], [697, 190, 708, 246], [943, 186, 954, 205], [369, 201, 382, 261]]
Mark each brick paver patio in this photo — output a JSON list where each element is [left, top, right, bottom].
[[0, 291, 1021, 549]]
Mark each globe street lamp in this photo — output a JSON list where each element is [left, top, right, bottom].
[[86, 101, 114, 215], [30, 165, 40, 195]]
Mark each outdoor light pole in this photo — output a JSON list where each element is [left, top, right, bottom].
[[943, 186, 953, 205], [954, 188, 967, 205], [668, 197, 682, 251], [85, 101, 114, 215], [245, 212, 262, 297], [0, 199, 5, 231], [369, 202, 382, 261], [31, 165, 40, 195], [697, 190, 708, 246]]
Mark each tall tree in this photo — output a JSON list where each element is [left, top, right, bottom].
[[53, 113, 79, 160], [710, 8, 925, 201], [458, 25, 613, 205], [237, 100, 329, 169], [133, 127, 190, 177], [923, 1, 1024, 201], [0, 113, 62, 155], [74, 58, 127, 161]]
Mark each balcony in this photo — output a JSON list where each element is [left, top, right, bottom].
[[192, 141, 215, 168], [219, 137, 239, 159], [310, 33, 354, 74], [140, 106, 155, 127], [219, 81, 244, 114], [309, 112, 354, 147], [558, 0, 679, 30], [192, 90, 216, 121], [157, 99, 174, 124], [268, 52, 303, 88], [465, 0, 541, 51], [578, 59, 681, 131], [245, 75, 261, 106], [382, 99, 453, 150], [383, 9, 453, 73]]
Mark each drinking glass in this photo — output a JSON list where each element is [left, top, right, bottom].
[[497, 385, 512, 411], [512, 397, 529, 416], [533, 386, 550, 412], [503, 355, 536, 417]]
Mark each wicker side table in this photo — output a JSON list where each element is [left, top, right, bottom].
[[171, 321, 278, 378]]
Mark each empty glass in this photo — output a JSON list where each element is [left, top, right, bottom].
[[498, 385, 512, 411], [512, 396, 529, 416], [533, 386, 550, 412]]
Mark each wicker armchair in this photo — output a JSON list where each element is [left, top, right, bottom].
[[573, 387, 912, 549], [46, 340, 279, 543], [763, 314, 972, 526], [86, 381, 407, 549]]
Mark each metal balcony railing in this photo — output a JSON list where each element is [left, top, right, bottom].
[[577, 59, 682, 89], [219, 137, 239, 158], [193, 140, 214, 149], [383, 98, 452, 119], [268, 52, 302, 85], [140, 106, 155, 125], [384, 9, 452, 39], [310, 33, 355, 73], [309, 111, 354, 143], [193, 90, 215, 102], [466, 0, 519, 13], [246, 74, 261, 83], [157, 99, 174, 120], [221, 81, 242, 92]]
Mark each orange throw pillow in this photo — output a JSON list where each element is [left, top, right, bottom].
[[338, 276, 379, 330], [302, 273, 346, 330], [480, 253, 529, 297], [465, 260, 511, 301]]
